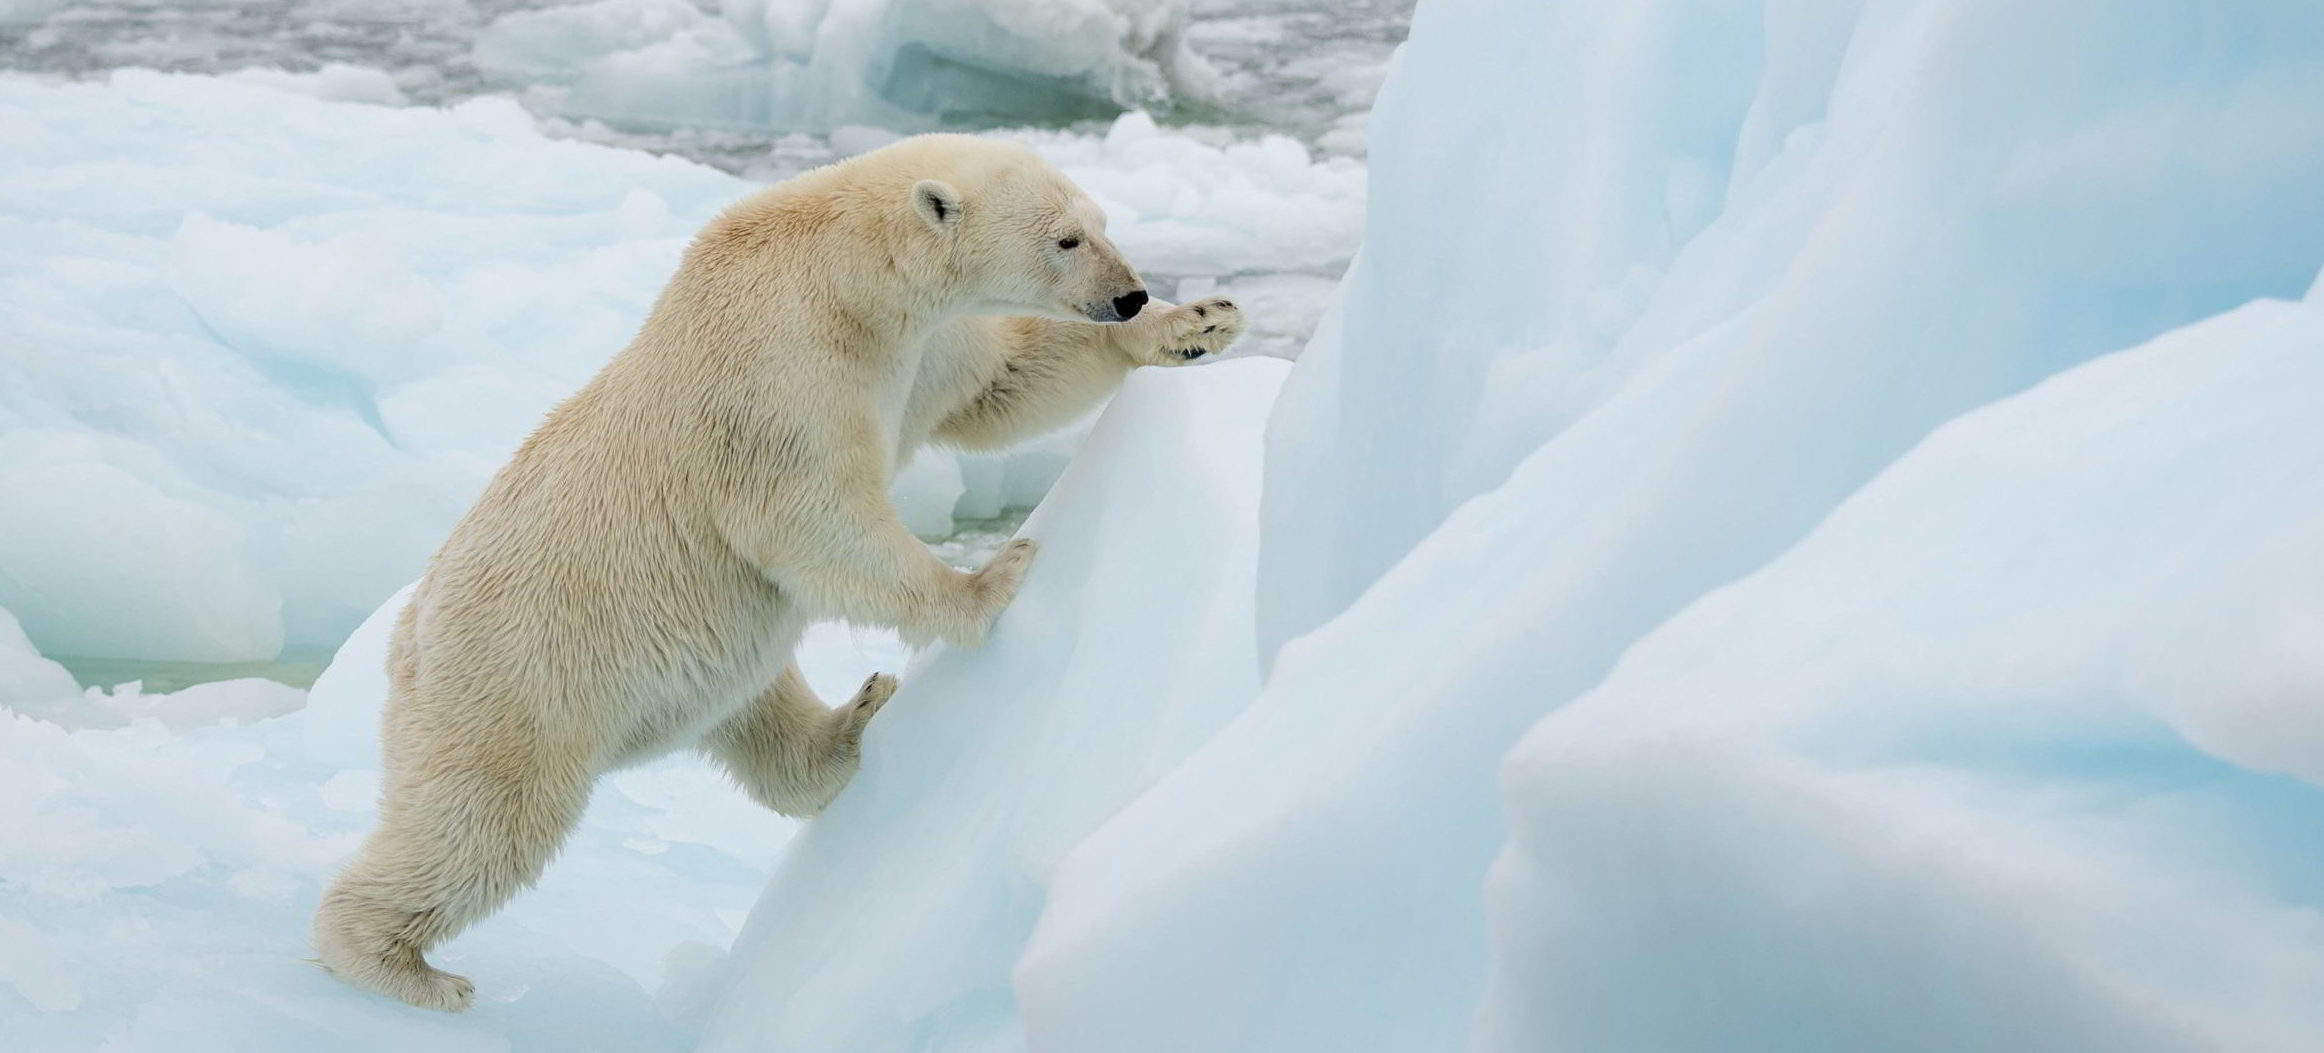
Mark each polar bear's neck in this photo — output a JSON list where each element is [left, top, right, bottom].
[[601, 202, 982, 474], [657, 192, 965, 349]]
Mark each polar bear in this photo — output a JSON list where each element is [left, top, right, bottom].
[[312, 134, 1246, 1012]]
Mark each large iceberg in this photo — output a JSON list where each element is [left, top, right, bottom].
[[694, 0, 2324, 1050], [475, 0, 1216, 133], [1479, 282, 2324, 1053]]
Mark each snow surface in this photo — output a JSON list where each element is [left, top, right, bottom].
[[0, 71, 1358, 664], [0, 581, 903, 1051]]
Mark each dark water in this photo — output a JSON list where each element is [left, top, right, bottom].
[[54, 647, 337, 691]]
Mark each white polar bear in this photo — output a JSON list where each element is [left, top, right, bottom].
[[312, 134, 1245, 1011]]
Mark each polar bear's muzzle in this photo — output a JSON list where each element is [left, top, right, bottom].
[[1083, 288, 1148, 323]]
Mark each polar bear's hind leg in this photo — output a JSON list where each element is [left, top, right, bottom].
[[314, 747, 592, 1011], [702, 665, 898, 818]]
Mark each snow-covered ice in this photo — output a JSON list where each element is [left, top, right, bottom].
[[0, 580, 903, 1051], [697, 358, 1287, 1052], [689, 1, 2324, 1051], [1479, 280, 2324, 1053], [0, 71, 1357, 665], [0, 71, 739, 663]]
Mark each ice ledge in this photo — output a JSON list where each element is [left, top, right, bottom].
[[696, 357, 1287, 1052]]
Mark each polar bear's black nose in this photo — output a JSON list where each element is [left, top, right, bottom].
[[1112, 290, 1148, 320]]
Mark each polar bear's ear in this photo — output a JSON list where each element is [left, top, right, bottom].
[[912, 180, 965, 233]]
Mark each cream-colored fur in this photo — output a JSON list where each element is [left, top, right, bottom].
[[311, 134, 1245, 1012]]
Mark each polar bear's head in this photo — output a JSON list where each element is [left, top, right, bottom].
[[900, 139, 1149, 324]]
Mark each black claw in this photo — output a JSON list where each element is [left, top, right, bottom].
[[1191, 305, 1207, 318], [1202, 325, 1217, 333], [1178, 347, 1205, 360]]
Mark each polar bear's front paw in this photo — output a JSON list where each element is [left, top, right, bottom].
[[1132, 296, 1246, 366]]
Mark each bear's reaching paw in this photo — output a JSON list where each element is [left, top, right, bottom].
[[1129, 296, 1246, 366]]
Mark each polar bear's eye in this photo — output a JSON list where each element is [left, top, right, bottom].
[[1057, 237, 1081, 250]]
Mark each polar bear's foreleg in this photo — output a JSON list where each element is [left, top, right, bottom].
[[932, 297, 1249, 451], [727, 477, 1037, 648], [931, 317, 1136, 450], [702, 665, 897, 817], [1105, 295, 1246, 368], [314, 734, 592, 1011]]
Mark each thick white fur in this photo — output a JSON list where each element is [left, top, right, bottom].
[[311, 134, 1246, 1011]]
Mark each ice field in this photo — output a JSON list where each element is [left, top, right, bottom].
[[0, 71, 1360, 666], [7, 0, 2324, 1050]]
